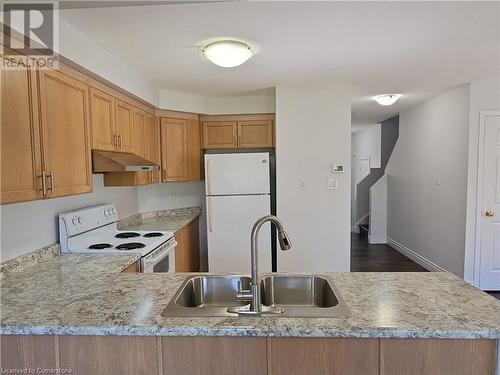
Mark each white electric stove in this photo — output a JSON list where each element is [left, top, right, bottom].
[[58, 204, 176, 272]]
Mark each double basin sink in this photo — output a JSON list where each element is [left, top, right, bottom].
[[162, 275, 349, 318]]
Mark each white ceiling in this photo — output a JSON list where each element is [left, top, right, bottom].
[[60, 1, 500, 129]]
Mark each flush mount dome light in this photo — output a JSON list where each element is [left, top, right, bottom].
[[202, 40, 253, 68], [373, 94, 402, 106]]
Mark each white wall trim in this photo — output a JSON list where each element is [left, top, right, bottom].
[[387, 237, 447, 272], [368, 235, 387, 244]]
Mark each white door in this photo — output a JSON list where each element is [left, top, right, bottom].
[[479, 110, 500, 290], [205, 153, 270, 195], [207, 195, 271, 273]]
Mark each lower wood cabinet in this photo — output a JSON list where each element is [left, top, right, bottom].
[[121, 261, 139, 273], [175, 218, 200, 272], [380, 338, 497, 375], [162, 336, 267, 375], [1, 336, 496, 375], [269, 337, 379, 375]]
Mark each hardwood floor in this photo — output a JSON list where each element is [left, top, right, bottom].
[[351, 232, 428, 272]]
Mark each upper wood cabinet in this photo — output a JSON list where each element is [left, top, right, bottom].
[[0, 56, 43, 204], [202, 121, 237, 149], [160, 118, 188, 182], [187, 118, 203, 181], [90, 88, 115, 151], [133, 108, 146, 159], [201, 115, 275, 149], [115, 99, 135, 154], [38, 69, 92, 198], [238, 120, 273, 148], [146, 114, 161, 183]]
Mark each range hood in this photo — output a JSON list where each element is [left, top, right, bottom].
[[92, 151, 159, 172]]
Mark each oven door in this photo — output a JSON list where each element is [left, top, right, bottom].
[[142, 239, 177, 273]]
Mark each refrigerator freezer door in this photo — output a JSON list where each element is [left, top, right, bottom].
[[207, 194, 271, 273], [205, 153, 270, 195]]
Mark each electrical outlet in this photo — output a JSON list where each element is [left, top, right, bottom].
[[327, 178, 338, 190], [300, 178, 308, 192]]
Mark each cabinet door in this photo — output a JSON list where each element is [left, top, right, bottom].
[[133, 107, 146, 158], [115, 99, 135, 153], [174, 226, 188, 272], [237, 120, 273, 148], [1, 56, 43, 204], [90, 87, 116, 151], [38, 69, 92, 198], [269, 338, 379, 375], [187, 118, 202, 181], [160, 118, 188, 182], [145, 114, 160, 163], [146, 114, 161, 183], [162, 337, 267, 375], [202, 121, 237, 149], [189, 219, 200, 271]]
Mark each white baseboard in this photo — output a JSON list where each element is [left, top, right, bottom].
[[387, 237, 446, 272], [368, 235, 386, 244]]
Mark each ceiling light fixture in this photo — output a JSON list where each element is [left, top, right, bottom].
[[202, 40, 253, 68], [373, 94, 402, 106]]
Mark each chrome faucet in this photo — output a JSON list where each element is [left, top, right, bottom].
[[231, 215, 292, 315]]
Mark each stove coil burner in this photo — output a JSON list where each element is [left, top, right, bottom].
[[143, 232, 164, 238], [88, 243, 113, 250], [115, 232, 141, 239], [115, 242, 146, 250]]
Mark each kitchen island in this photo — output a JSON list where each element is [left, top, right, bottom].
[[1, 251, 499, 374]]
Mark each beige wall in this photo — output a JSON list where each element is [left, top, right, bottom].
[[386, 85, 470, 276], [275, 84, 351, 272]]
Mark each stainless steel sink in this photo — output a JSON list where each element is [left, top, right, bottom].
[[260, 275, 350, 317], [162, 274, 349, 318], [162, 275, 251, 317]]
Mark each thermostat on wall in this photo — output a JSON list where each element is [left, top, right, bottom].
[[331, 164, 344, 173]]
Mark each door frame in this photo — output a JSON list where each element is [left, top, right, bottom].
[[466, 110, 500, 288]]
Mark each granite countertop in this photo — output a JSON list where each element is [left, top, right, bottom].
[[118, 206, 202, 233], [1, 251, 499, 338]]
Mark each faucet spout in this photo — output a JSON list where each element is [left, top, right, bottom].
[[244, 215, 292, 314]]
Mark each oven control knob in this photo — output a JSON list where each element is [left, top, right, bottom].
[[104, 209, 110, 217], [78, 217, 84, 224], [111, 208, 116, 215], [72, 217, 78, 225]]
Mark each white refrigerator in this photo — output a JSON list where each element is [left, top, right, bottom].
[[205, 152, 272, 273]]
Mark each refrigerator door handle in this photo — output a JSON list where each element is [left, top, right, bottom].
[[206, 158, 213, 195], [208, 196, 214, 232]]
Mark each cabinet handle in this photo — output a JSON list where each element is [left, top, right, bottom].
[[47, 171, 55, 194], [114, 134, 118, 148], [39, 172, 47, 197], [208, 196, 213, 232], [118, 135, 122, 149]]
